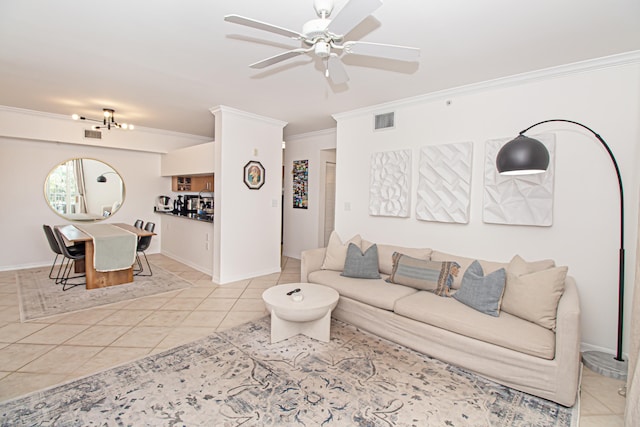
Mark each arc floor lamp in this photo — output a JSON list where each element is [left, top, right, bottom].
[[496, 119, 627, 380]]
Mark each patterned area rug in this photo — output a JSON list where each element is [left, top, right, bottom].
[[16, 263, 193, 321], [0, 317, 577, 426]]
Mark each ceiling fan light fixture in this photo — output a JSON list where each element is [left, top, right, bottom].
[[315, 41, 331, 57]]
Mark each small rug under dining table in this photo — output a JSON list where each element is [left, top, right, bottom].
[[16, 263, 193, 321], [0, 317, 578, 426]]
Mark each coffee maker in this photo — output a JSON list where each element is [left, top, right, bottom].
[[156, 195, 172, 212]]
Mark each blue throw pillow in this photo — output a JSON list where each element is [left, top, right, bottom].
[[341, 243, 381, 279], [453, 260, 506, 316]]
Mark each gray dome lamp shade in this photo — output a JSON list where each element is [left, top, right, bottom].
[[496, 119, 628, 383], [496, 134, 550, 175]]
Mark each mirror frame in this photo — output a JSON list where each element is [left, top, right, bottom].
[[44, 157, 126, 222]]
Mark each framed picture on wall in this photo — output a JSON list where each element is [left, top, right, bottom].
[[243, 161, 265, 190], [292, 159, 308, 209]]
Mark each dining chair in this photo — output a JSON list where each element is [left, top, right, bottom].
[[53, 227, 86, 291], [42, 225, 85, 282], [134, 219, 144, 229], [134, 222, 155, 276]]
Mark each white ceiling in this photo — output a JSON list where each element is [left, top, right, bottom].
[[1, 0, 639, 139]]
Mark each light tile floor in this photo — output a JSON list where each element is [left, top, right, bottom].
[[0, 254, 628, 425]]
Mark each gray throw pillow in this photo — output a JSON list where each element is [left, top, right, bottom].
[[341, 243, 381, 279], [453, 260, 506, 317]]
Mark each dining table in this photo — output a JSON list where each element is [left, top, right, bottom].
[[56, 222, 155, 290]]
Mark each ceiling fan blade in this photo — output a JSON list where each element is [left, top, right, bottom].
[[224, 14, 304, 40], [327, 0, 382, 36], [343, 41, 420, 61], [327, 55, 349, 84], [249, 48, 310, 69]]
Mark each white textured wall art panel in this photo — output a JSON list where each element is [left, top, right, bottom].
[[416, 142, 473, 223], [369, 150, 411, 217], [483, 134, 556, 226]]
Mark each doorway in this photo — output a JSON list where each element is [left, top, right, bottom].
[[323, 161, 336, 246]]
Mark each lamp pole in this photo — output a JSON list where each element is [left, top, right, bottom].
[[497, 119, 627, 379]]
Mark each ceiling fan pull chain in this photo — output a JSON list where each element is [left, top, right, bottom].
[[324, 58, 330, 78]]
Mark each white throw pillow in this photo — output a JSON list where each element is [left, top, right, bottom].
[[501, 265, 568, 330], [507, 254, 555, 276], [321, 231, 362, 271]]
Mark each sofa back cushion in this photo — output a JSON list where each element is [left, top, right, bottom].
[[362, 240, 432, 275]]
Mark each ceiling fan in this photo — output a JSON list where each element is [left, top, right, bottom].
[[224, 0, 420, 84]]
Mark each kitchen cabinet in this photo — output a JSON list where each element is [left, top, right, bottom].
[[172, 174, 214, 192], [158, 212, 213, 275]]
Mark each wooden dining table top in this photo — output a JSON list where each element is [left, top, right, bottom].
[[57, 223, 155, 242]]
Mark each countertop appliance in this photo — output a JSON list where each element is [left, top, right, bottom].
[[156, 195, 172, 212], [185, 195, 199, 212]]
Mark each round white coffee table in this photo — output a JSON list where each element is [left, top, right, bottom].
[[262, 283, 339, 343]]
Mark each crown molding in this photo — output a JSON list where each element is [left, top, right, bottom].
[[333, 50, 640, 121], [210, 105, 288, 128], [286, 127, 336, 142], [0, 105, 211, 142]]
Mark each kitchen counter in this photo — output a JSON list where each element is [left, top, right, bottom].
[[154, 210, 213, 223]]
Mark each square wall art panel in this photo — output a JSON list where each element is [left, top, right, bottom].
[[369, 149, 411, 217], [416, 141, 473, 223], [483, 134, 556, 226]]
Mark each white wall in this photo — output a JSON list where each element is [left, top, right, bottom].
[[283, 129, 337, 259], [0, 137, 169, 269], [332, 55, 640, 356], [211, 106, 287, 284], [0, 107, 210, 271]]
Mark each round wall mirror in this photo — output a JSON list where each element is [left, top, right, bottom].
[[44, 158, 125, 221]]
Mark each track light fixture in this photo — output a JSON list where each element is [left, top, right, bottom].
[[72, 108, 133, 130]]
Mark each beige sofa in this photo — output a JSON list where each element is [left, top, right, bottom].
[[301, 241, 581, 407]]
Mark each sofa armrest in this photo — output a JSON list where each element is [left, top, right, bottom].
[[301, 247, 327, 283], [552, 276, 582, 406]]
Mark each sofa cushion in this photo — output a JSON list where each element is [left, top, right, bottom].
[[321, 231, 362, 271], [341, 243, 381, 279], [363, 240, 432, 275], [393, 290, 556, 359], [431, 250, 508, 289], [453, 260, 506, 317], [502, 266, 568, 330], [387, 252, 460, 296], [308, 270, 417, 311]]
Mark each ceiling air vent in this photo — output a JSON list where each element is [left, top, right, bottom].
[[374, 112, 395, 130], [84, 129, 102, 139]]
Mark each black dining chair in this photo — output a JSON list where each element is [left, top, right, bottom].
[[43, 225, 85, 282], [134, 219, 144, 229], [53, 227, 86, 291], [134, 222, 155, 277]]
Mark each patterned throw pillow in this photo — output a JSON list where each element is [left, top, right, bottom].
[[453, 260, 506, 317], [386, 252, 460, 296], [341, 243, 381, 279]]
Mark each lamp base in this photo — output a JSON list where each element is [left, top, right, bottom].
[[581, 350, 627, 380]]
